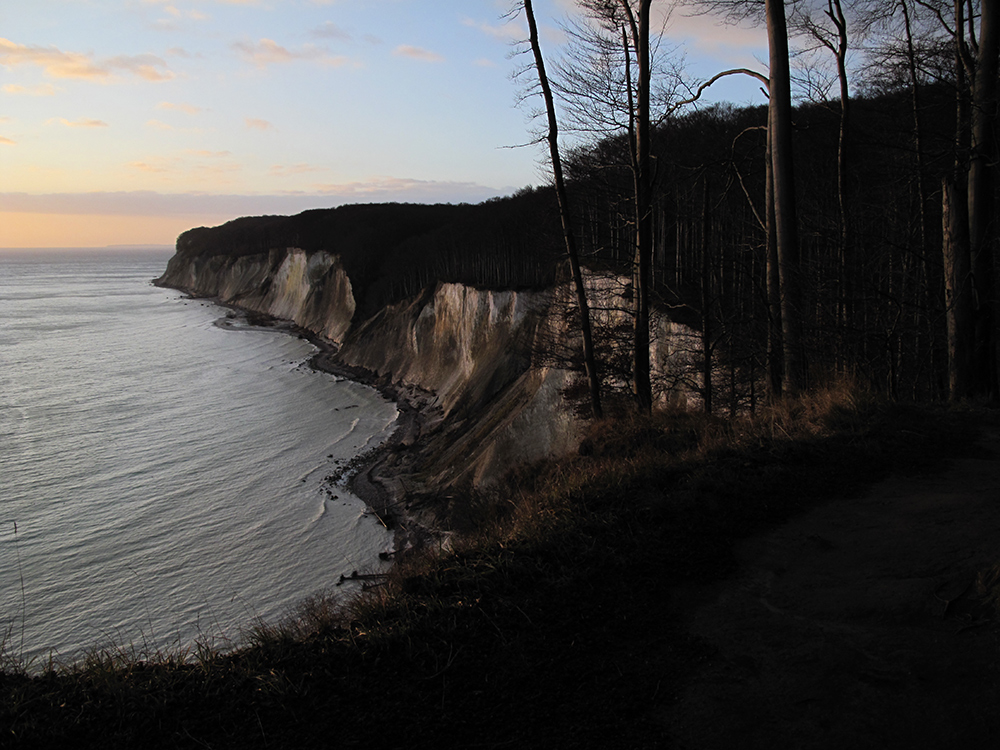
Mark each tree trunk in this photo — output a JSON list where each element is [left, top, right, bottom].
[[765, 109, 783, 398], [968, 0, 999, 398], [701, 177, 713, 414], [829, 0, 851, 372], [621, 0, 654, 413], [943, 177, 974, 399], [766, 0, 805, 394], [523, 0, 603, 418]]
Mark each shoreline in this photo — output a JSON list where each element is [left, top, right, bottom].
[[211, 303, 446, 559], [307, 341, 446, 556]]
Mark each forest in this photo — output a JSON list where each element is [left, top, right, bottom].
[[179, 0, 999, 413]]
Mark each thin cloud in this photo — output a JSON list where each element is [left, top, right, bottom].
[[232, 38, 352, 68], [473, 58, 497, 68], [393, 45, 444, 63], [106, 53, 175, 81], [47, 117, 109, 128], [128, 158, 178, 173], [146, 119, 175, 130], [245, 117, 274, 131], [163, 5, 209, 20], [124, 152, 243, 186], [0, 38, 173, 82], [157, 101, 202, 115], [233, 38, 297, 66], [667, 12, 767, 63], [0, 185, 506, 218], [0, 136, 15, 145], [311, 176, 494, 199], [0, 38, 108, 80], [461, 17, 521, 42], [310, 22, 351, 41], [192, 162, 242, 178], [270, 163, 329, 177], [4, 83, 57, 96]]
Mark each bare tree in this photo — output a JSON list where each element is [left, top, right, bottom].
[[967, 0, 999, 399], [520, 0, 605, 418], [917, 0, 1000, 399], [561, 0, 657, 412], [696, 0, 804, 394]]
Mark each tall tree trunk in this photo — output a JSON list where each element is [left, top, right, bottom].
[[766, 0, 805, 393], [701, 177, 713, 414], [765, 113, 783, 398], [523, 0, 603, 418], [902, 0, 929, 252], [944, 177, 974, 399], [620, 0, 654, 413], [828, 0, 851, 371], [902, 0, 938, 395], [968, 0, 999, 398], [942, 0, 976, 399]]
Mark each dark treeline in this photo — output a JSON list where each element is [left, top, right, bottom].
[[179, 77, 975, 407], [564, 81, 960, 406], [175, 194, 565, 320]]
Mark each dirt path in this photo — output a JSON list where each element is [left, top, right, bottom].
[[661, 431, 1000, 748]]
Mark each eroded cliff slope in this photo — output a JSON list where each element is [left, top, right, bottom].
[[156, 242, 588, 508], [156, 209, 699, 522]]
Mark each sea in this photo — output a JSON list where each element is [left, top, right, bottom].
[[0, 247, 399, 666]]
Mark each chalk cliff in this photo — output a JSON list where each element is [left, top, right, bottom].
[[159, 247, 356, 343], [157, 239, 698, 525]]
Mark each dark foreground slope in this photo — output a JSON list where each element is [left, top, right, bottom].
[[3, 395, 998, 749]]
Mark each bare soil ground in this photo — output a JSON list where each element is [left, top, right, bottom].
[[660, 431, 1000, 749]]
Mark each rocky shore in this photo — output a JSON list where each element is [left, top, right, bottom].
[[306, 343, 450, 557], [215, 305, 450, 558]]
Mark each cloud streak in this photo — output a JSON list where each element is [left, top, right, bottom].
[[269, 163, 329, 178], [232, 38, 352, 69], [462, 17, 522, 42], [47, 117, 109, 128], [245, 117, 274, 131], [0, 38, 173, 82], [157, 101, 202, 115], [310, 22, 351, 41], [0, 183, 506, 217], [393, 45, 444, 63], [309, 176, 498, 201], [3, 83, 57, 96]]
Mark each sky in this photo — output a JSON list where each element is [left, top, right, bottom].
[[0, 0, 768, 248]]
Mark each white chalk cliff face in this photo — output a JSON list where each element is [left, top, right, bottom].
[[157, 246, 697, 492], [159, 248, 356, 343], [337, 282, 585, 492]]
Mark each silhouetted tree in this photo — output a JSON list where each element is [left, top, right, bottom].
[[521, 0, 604, 419]]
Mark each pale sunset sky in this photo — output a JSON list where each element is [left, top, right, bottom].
[[0, 0, 766, 248]]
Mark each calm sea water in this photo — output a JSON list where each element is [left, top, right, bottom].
[[0, 248, 398, 665]]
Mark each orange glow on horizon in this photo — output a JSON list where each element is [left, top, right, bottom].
[[0, 212, 232, 248]]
